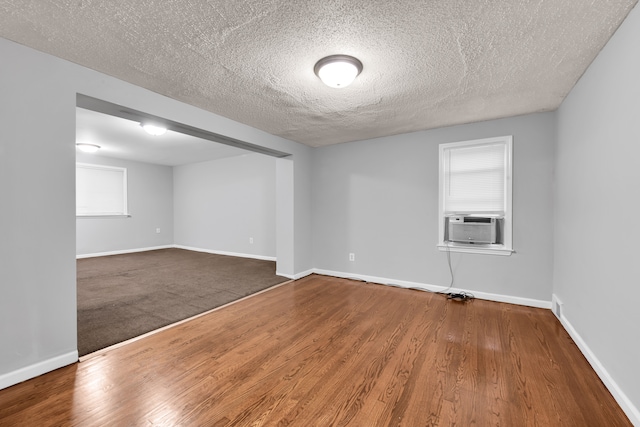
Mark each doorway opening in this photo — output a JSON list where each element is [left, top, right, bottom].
[[75, 95, 293, 356]]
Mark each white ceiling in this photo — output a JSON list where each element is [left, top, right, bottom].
[[2, 1, 638, 147], [76, 108, 250, 166]]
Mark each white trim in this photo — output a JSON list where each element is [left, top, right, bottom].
[[77, 245, 278, 261], [437, 244, 514, 256], [312, 269, 551, 309], [76, 245, 174, 259], [276, 268, 314, 280], [76, 214, 132, 219], [0, 351, 78, 391], [558, 312, 640, 426], [173, 245, 276, 262]]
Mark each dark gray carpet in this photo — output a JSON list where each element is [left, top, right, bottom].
[[77, 248, 288, 356]]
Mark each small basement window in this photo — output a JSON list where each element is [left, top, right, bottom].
[[438, 136, 513, 255], [76, 163, 129, 217]]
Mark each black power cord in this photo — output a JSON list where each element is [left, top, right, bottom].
[[438, 241, 474, 302], [444, 291, 474, 302], [340, 252, 475, 303]]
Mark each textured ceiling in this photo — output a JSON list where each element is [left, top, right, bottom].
[[1, 1, 637, 147]]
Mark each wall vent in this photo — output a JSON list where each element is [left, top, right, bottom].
[[552, 295, 563, 319]]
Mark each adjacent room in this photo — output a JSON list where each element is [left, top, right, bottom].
[[74, 106, 288, 356], [1, 1, 639, 425]]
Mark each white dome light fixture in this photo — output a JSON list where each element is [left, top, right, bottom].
[[76, 143, 101, 153], [141, 123, 167, 136], [314, 55, 363, 88]]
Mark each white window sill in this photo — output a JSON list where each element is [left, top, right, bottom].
[[76, 214, 131, 219], [437, 243, 513, 256]]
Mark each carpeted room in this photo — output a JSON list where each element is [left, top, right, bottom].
[[77, 248, 288, 356], [76, 107, 286, 356]]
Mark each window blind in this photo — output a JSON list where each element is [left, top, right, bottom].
[[443, 142, 506, 214], [76, 163, 127, 216]]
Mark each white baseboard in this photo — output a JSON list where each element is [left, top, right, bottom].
[[312, 269, 551, 309], [557, 313, 639, 426], [173, 245, 276, 262], [0, 351, 78, 391], [77, 245, 277, 262], [76, 245, 174, 259], [277, 268, 314, 280]]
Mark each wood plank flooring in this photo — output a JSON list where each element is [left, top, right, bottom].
[[0, 275, 631, 426]]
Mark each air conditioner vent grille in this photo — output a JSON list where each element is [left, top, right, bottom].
[[463, 217, 492, 223], [447, 216, 499, 244]]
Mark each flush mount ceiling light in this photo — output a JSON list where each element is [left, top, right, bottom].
[[314, 55, 363, 88], [140, 123, 167, 136], [76, 143, 101, 153]]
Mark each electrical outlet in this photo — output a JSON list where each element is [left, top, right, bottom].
[[349, 253, 355, 262], [249, 237, 254, 244], [156, 228, 161, 234]]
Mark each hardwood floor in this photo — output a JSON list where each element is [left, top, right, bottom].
[[0, 275, 630, 426]]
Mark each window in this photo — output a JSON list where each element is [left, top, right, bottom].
[[438, 136, 513, 255], [76, 163, 129, 217]]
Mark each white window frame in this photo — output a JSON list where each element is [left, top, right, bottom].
[[437, 135, 513, 256], [76, 163, 129, 218]]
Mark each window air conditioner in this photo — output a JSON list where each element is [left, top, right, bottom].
[[447, 216, 498, 244]]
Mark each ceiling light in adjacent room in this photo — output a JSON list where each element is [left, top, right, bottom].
[[141, 123, 167, 136], [76, 143, 101, 153], [314, 55, 363, 88]]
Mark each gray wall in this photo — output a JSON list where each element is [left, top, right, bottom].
[[76, 153, 174, 256], [77, 152, 277, 259], [174, 154, 276, 257], [0, 40, 77, 376], [312, 112, 556, 302], [555, 3, 640, 417], [0, 36, 312, 386]]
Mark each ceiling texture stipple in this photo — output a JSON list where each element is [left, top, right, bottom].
[[0, 0, 637, 147]]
